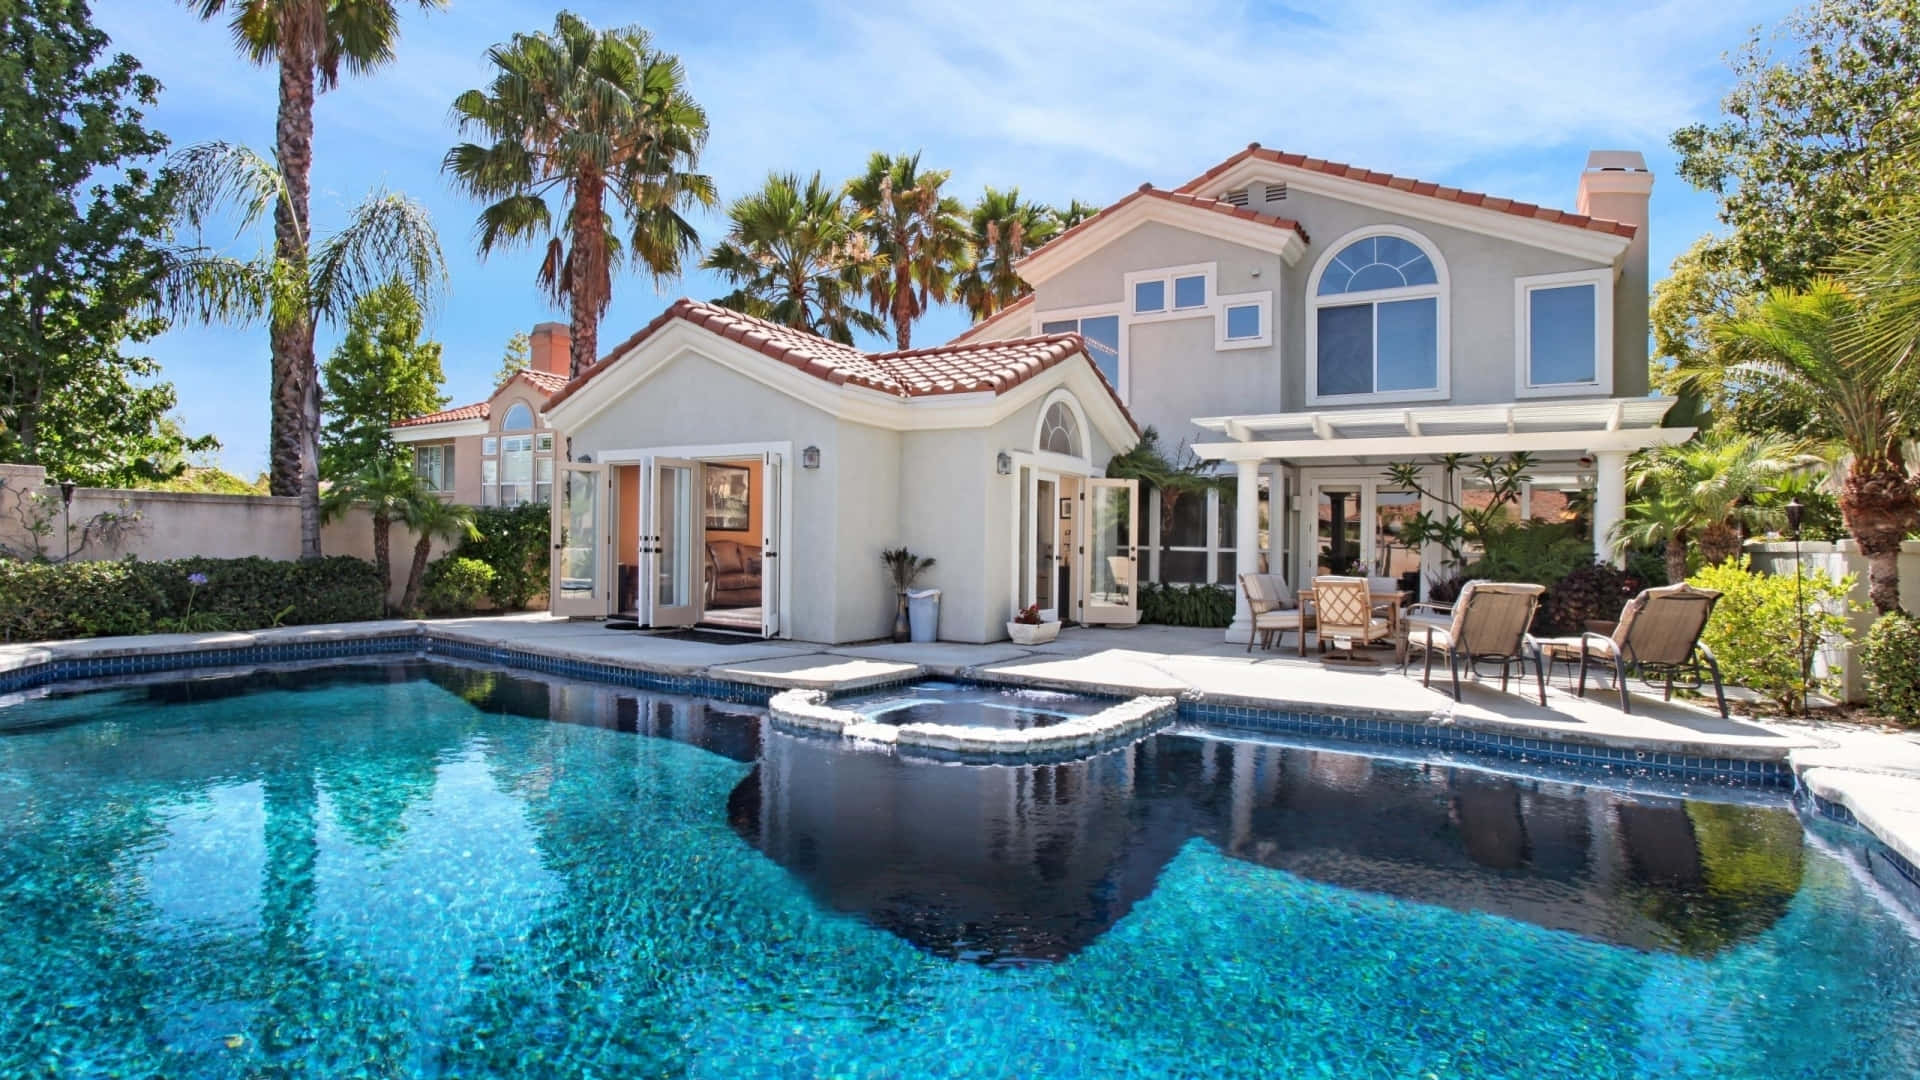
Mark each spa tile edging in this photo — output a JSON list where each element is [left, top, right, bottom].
[[1798, 768, 1920, 899], [768, 687, 1178, 760]]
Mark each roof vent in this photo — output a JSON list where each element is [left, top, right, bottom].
[[1264, 182, 1287, 203], [1223, 188, 1251, 207]]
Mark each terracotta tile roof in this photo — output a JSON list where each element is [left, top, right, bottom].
[[1022, 186, 1308, 267], [1177, 144, 1637, 239], [543, 298, 1139, 433], [393, 400, 487, 429], [514, 368, 569, 394]]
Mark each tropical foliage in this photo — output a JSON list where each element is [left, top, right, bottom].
[[0, 555, 382, 643], [955, 187, 1059, 321], [1860, 611, 1920, 725], [704, 171, 882, 342], [448, 503, 552, 610], [445, 12, 715, 376], [319, 457, 427, 612], [1616, 429, 1806, 583], [1104, 427, 1233, 532], [1379, 453, 1536, 589], [397, 491, 478, 614], [846, 151, 969, 349], [1139, 582, 1235, 628], [320, 280, 447, 480]]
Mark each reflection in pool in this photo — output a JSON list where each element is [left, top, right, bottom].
[[0, 661, 1915, 1079]]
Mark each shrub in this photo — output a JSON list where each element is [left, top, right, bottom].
[[453, 504, 551, 610], [1861, 611, 1920, 726], [1140, 583, 1235, 627], [1467, 519, 1593, 587], [1690, 559, 1854, 714], [1537, 563, 1648, 636], [421, 557, 498, 616], [0, 555, 382, 643]]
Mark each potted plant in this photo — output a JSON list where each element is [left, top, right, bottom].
[[1006, 602, 1061, 645], [881, 547, 936, 642]]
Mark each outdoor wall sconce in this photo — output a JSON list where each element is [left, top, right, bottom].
[[995, 451, 1012, 475], [802, 445, 821, 470]]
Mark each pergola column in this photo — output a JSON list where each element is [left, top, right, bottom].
[[1225, 457, 1262, 644], [1591, 449, 1629, 568]]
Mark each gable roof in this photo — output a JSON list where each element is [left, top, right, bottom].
[[542, 298, 1138, 432], [394, 400, 489, 429], [950, 294, 1034, 344], [1013, 184, 1311, 287], [1178, 144, 1636, 239], [393, 367, 573, 430]]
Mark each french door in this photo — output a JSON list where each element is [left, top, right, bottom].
[[551, 463, 609, 617], [759, 450, 783, 638], [1301, 474, 1429, 594], [1081, 477, 1139, 625], [643, 457, 702, 629]]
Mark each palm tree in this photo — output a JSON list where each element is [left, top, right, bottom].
[[1710, 280, 1920, 613], [1615, 429, 1806, 581], [319, 457, 422, 612], [182, 0, 446, 511], [846, 151, 969, 349], [1054, 199, 1100, 231], [160, 141, 447, 559], [444, 13, 716, 377], [955, 187, 1058, 321], [702, 171, 883, 343], [397, 493, 478, 615]]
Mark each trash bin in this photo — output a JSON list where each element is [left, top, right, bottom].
[[907, 588, 941, 643]]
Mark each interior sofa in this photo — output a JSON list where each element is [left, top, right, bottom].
[[705, 540, 762, 607]]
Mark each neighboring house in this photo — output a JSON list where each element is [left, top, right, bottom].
[[391, 323, 570, 506], [955, 146, 1691, 642]]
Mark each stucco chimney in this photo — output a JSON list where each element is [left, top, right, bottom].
[[529, 322, 572, 377], [1577, 151, 1654, 396]]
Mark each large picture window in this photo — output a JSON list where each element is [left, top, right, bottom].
[[413, 444, 452, 493], [1039, 313, 1122, 391], [1515, 268, 1612, 397], [1308, 229, 1448, 404]]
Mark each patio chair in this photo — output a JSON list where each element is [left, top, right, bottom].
[[1401, 581, 1549, 705], [1311, 576, 1396, 663], [1239, 573, 1315, 655], [1577, 583, 1728, 718]]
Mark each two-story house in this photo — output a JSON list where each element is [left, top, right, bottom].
[[391, 322, 570, 507], [533, 146, 1688, 644]]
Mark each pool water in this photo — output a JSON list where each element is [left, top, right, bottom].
[[836, 678, 1111, 730], [1, 662, 1916, 1079]]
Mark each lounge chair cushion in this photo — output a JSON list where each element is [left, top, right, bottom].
[[1252, 610, 1310, 630], [1257, 574, 1296, 610]]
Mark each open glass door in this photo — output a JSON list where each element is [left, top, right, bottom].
[[551, 463, 608, 617], [760, 451, 783, 637], [1081, 477, 1139, 625], [645, 457, 701, 628]]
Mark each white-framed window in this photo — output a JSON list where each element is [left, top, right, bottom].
[[1306, 226, 1450, 405], [500, 401, 534, 431], [481, 458, 499, 506], [413, 444, 452, 493], [1125, 263, 1215, 321], [1514, 268, 1613, 397], [499, 434, 534, 505], [481, 436, 497, 457], [1216, 294, 1272, 350], [1039, 310, 1123, 394], [1173, 273, 1207, 310], [1150, 487, 1235, 585], [535, 432, 554, 452], [535, 456, 554, 504]]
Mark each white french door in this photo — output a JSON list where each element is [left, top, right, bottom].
[[642, 457, 702, 629], [1081, 477, 1140, 625], [551, 463, 609, 617], [759, 450, 783, 638], [1299, 473, 1433, 595]]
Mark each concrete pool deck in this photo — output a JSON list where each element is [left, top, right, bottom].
[[4, 613, 1918, 881]]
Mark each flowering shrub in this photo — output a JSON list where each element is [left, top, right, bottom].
[[1860, 612, 1920, 726]]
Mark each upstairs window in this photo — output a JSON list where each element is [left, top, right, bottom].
[[1133, 279, 1165, 314], [500, 401, 534, 431], [1127, 265, 1212, 319], [1040, 314, 1122, 391], [1308, 230, 1448, 403], [1516, 269, 1611, 396]]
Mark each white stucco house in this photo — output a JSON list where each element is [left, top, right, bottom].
[[535, 144, 1690, 644]]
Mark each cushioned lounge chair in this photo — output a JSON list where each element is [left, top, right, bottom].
[[1577, 583, 1728, 718], [1402, 581, 1549, 705], [1239, 573, 1315, 655]]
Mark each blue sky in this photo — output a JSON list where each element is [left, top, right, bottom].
[[92, 0, 1797, 476]]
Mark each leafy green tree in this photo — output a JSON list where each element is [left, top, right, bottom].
[[320, 456, 421, 612], [161, 141, 448, 558], [320, 280, 447, 479], [495, 329, 530, 385], [846, 151, 970, 349], [0, 0, 215, 485], [445, 13, 716, 376], [183, 0, 448, 510], [703, 171, 882, 343], [956, 187, 1058, 321], [1616, 429, 1807, 582]]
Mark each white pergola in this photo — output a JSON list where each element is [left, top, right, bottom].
[[1189, 398, 1694, 643]]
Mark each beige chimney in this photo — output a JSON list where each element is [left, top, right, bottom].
[[529, 322, 572, 377], [1576, 151, 1654, 397]]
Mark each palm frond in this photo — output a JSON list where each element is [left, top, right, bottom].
[[309, 190, 448, 325], [165, 140, 288, 242]]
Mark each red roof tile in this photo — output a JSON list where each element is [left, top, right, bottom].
[[394, 400, 487, 429], [1176, 145, 1637, 239], [514, 368, 569, 394], [1022, 186, 1308, 269]]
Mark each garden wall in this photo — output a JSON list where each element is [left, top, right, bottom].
[[1746, 539, 1920, 704], [0, 463, 457, 610]]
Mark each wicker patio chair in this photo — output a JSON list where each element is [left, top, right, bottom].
[[1577, 583, 1729, 718], [1402, 581, 1549, 705], [1312, 576, 1396, 663], [1240, 573, 1315, 655]]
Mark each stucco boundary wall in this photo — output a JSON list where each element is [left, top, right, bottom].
[[1746, 540, 1920, 704], [0, 462, 454, 609]]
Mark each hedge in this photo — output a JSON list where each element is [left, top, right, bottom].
[[452, 504, 552, 610], [0, 555, 383, 643], [1139, 582, 1235, 628]]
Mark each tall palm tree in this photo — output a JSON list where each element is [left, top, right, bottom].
[[397, 493, 478, 615], [319, 457, 422, 612], [845, 151, 969, 350], [445, 13, 716, 377], [1053, 199, 1101, 231], [1711, 280, 1920, 613], [955, 187, 1058, 321], [161, 141, 446, 559], [1615, 429, 1806, 581], [702, 171, 883, 343], [183, 0, 446, 522]]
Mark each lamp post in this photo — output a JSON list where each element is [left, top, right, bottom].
[[58, 479, 76, 563], [1785, 497, 1806, 716]]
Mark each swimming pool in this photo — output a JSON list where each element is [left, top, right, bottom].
[[2, 661, 1916, 1078]]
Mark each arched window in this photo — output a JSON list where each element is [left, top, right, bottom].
[[500, 401, 534, 431], [1039, 401, 1081, 457], [1307, 228, 1448, 403]]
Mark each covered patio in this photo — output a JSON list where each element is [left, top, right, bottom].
[[1188, 398, 1694, 644]]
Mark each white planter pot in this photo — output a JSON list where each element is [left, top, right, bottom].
[[1006, 620, 1061, 645]]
